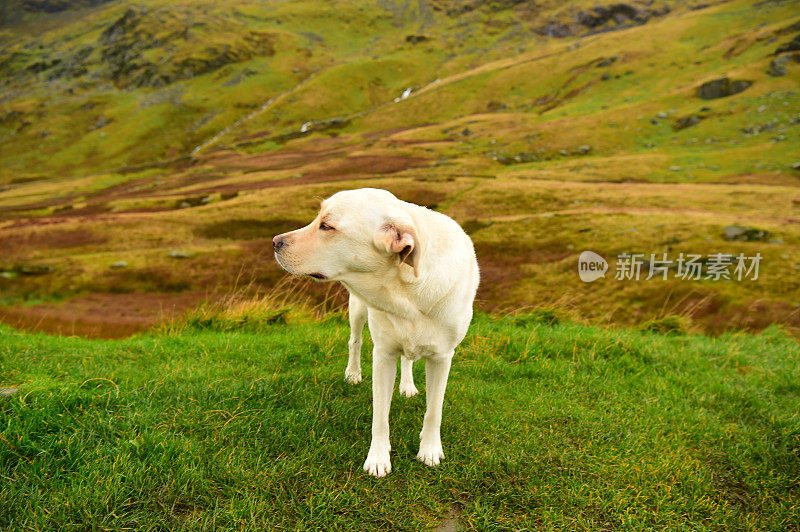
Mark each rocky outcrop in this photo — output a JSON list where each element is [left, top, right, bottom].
[[1, 0, 113, 26], [774, 34, 800, 55], [98, 7, 276, 89], [722, 225, 771, 242], [1, 5, 278, 89], [696, 77, 752, 99], [767, 53, 799, 77], [536, 2, 669, 38]]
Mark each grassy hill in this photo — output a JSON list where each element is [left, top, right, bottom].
[[1, 308, 798, 528], [0, 0, 799, 336]]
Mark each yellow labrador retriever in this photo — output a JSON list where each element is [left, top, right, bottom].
[[273, 188, 479, 477]]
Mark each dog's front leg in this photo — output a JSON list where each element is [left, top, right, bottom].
[[345, 293, 367, 384], [363, 348, 397, 478], [417, 352, 453, 467]]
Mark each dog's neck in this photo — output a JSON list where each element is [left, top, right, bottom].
[[341, 275, 423, 321]]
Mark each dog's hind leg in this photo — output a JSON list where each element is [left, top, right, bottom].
[[398, 358, 419, 398], [345, 292, 367, 384], [417, 352, 453, 467]]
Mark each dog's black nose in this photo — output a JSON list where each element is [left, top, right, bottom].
[[273, 235, 284, 251]]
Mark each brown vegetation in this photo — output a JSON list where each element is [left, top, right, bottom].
[[0, 292, 205, 338]]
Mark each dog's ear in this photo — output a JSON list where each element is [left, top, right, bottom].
[[375, 216, 421, 277]]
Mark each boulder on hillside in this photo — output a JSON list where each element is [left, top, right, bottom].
[[767, 52, 799, 76], [696, 77, 752, 99], [774, 34, 800, 55], [576, 3, 650, 28], [673, 109, 713, 130], [405, 35, 429, 44], [722, 225, 771, 242]]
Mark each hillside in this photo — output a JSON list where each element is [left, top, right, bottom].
[[1, 312, 798, 528], [0, 0, 799, 336]]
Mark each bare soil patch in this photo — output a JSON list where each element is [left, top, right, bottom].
[[0, 228, 107, 258], [474, 239, 572, 310], [0, 291, 205, 338]]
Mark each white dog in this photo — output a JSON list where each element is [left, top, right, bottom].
[[273, 188, 479, 478]]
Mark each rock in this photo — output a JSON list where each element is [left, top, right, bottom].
[[576, 4, 649, 28], [791, 162, 800, 171], [0, 386, 19, 396], [774, 35, 800, 55], [601, 72, 611, 80], [405, 35, 429, 44], [536, 2, 667, 38], [488, 151, 540, 165], [767, 54, 792, 76], [656, 111, 668, 119], [89, 116, 110, 131], [668, 165, 682, 172], [538, 21, 573, 38], [175, 194, 217, 209], [110, 260, 128, 269], [696, 77, 753, 99], [596, 56, 619, 67], [770, 237, 784, 245], [673, 114, 703, 130], [17, 265, 54, 276], [722, 225, 771, 242], [577, 144, 592, 155], [167, 250, 194, 259]]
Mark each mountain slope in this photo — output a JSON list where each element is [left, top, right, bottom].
[[0, 0, 798, 336]]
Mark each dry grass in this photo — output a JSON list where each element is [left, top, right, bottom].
[[0, 0, 798, 336]]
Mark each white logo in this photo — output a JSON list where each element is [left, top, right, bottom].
[[578, 251, 608, 282]]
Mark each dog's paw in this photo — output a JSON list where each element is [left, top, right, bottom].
[[363, 447, 392, 478], [344, 368, 362, 384], [417, 440, 444, 467], [398, 380, 419, 398]]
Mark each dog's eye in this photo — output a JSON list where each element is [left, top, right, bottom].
[[319, 222, 335, 231]]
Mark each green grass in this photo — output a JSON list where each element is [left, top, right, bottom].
[[1, 312, 798, 529]]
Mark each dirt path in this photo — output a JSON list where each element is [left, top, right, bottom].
[[485, 206, 800, 225]]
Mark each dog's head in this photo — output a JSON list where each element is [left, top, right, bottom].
[[273, 188, 421, 282]]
